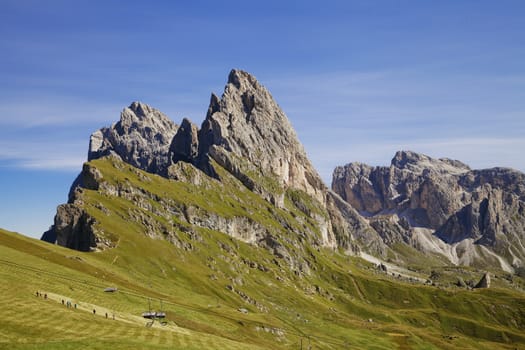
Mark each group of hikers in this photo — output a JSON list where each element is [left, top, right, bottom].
[[36, 291, 77, 309], [61, 298, 77, 309], [35, 291, 115, 320], [35, 291, 47, 299], [93, 308, 114, 319], [35, 291, 115, 319]]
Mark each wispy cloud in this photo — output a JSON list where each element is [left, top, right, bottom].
[[0, 140, 85, 171], [12, 157, 84, 171], [0, 97, 121, 128]]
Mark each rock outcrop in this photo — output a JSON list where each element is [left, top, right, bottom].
[[169, 70, 368, 250], [194, 70, 326, 206], [474, 272, 491, 289], [88, 101, 178, 174], [332, 151, 472, 227], [51, 203, 98, 252], [332, 151, 525, 271], [169, 118, 199, 164]]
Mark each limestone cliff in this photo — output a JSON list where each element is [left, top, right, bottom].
[[197, 70, 326, 206], [332, 151, 525, 271], [88, 101, 178, 174], [165, 69, 384, 252]]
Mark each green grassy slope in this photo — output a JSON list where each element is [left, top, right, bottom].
[[0, 230, 269, 350], [1, 157, 525, 349]]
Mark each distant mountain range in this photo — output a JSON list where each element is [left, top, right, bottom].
[[333, 150, 525, 272]]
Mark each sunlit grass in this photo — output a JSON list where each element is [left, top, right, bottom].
[[1, 157, 524, 349]]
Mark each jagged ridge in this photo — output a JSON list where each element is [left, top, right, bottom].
[[332, 150, 525, 271], [43, 70, 525, 274], [44, 69, 386, 259]]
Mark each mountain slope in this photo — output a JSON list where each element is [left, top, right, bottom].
[[4, 203, 525, 350], [4, 69, 525, 349]]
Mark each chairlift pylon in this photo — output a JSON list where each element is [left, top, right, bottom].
[[142, 298, 167, 326]]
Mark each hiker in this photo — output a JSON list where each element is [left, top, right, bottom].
[[105, 312, 108, 319], [93, 309, 96, 315], [62, 299, 64, 305], [74, 304, 77, 309], [44, 294, 47, 299], [36, 291, 39, 297]]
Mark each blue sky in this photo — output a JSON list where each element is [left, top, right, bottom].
[[1, 1, 524, 238]]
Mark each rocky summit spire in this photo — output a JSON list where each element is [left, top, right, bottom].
[[196, 69, 325, 205], [474, 272, 491, 288], [390, 150, 471, 174], [169, 117, 199, 164], [88, 101, 178, 174]]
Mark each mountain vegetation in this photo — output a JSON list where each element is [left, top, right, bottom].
[[2, 70, 525, 349]]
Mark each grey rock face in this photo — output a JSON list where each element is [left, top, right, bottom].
[[332, 151, 472, 227], [474, 272, 491, 288], [52, 204, 97, 252], [325, 190, 387, 255], [88, 101, 178, 174], [198, 69, 326, 204], [44, 162, 115, 251], [369, 215, 411, 246], [169, 118, 199, 164], [332, 151, 525, 270], [67, 163, 103, 202], [169, 69, 347, 249]]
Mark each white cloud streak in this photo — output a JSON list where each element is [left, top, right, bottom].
[[0, 140, 85, 171], [13, 157, 84, 171], [0, 97, 122, 127]]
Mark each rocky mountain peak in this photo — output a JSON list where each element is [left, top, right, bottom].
[[332, 151, 525, 272], [169, 117, 199, 164], [88, 101, 178, 174], [391, 150, 428, 168], [391, 150, 470, 175], [227, 69, 259, 90], [80, 71, 327, 206], [46, 69, 386, 257], [197, 69, 325, 204], [129, 101, 154, 117]]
